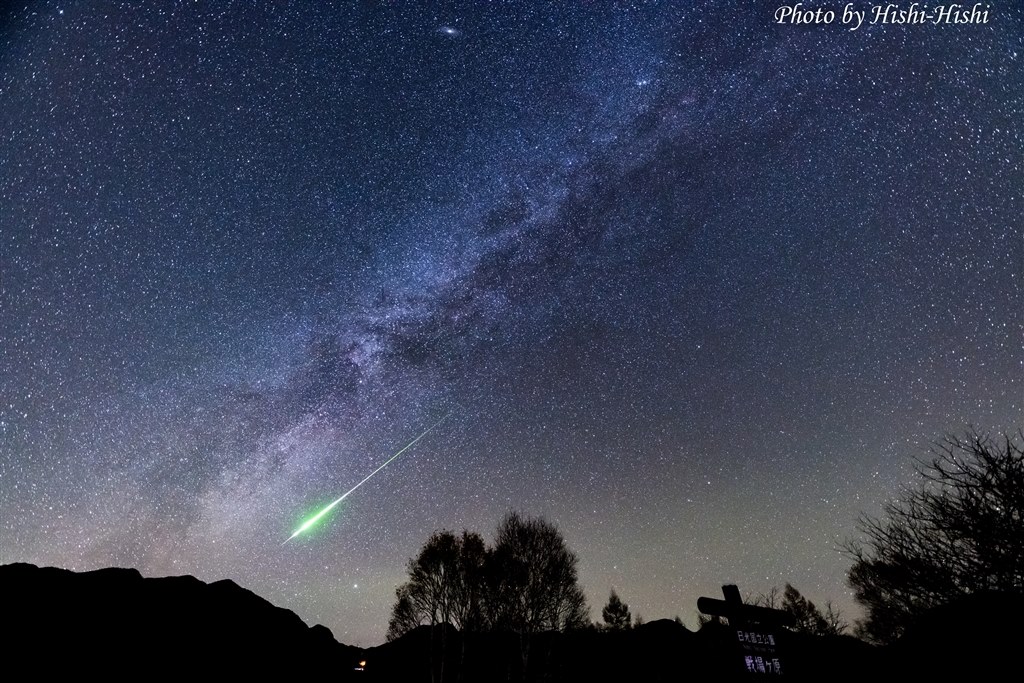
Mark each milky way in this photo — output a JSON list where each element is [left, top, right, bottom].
[[1, 2, 1020, 645]]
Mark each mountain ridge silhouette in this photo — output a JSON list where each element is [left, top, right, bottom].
[[5, 561, 1019, 680], [0, 562, 362, 677]]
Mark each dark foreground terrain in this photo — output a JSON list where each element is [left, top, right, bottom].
[[1, 563, 1019, 681], [0, 562, 364, 678]]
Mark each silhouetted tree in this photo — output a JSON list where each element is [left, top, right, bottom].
[[483, 512, 588, 677], [781, 584, 847, 636], [387, 530, 489, 640], [388, 531, 459, 682], [747, 584, 846, 636], [451, 530, 487, 632], [821, 601, 848, 635], [386, 530, 490, 683], [387, 513, 588, 680], [485, 512, 589, 634], [749, 585, 781, 609], [386, 584, 421, 642], [844, 429, 1024, 643], [601, 589, 632, 630], [388, 515, 588, 637], [410, 530, 460, 629]]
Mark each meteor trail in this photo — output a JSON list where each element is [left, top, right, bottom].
[[284, 416, 447, 543]]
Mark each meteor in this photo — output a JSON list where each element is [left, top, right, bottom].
[[284, 416, 447, 543]]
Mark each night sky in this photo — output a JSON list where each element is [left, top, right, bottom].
[[1, 1, 1020, 645]]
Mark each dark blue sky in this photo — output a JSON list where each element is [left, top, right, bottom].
[[1, 1, 1020, 645]]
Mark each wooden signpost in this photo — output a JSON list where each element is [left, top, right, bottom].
[[698, 585, 795, 676]]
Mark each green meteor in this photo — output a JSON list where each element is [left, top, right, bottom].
[[284, 416, 447, 543]]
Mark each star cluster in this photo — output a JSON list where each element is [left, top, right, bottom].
[[1, 1, 1020, 645]]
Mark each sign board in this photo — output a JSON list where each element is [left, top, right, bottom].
[[698, 584, 794, 676]]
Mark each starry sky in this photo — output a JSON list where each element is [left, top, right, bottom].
[[1, 1, 1020, 645]]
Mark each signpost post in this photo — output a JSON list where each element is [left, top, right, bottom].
[[698, 585, 795, 675]]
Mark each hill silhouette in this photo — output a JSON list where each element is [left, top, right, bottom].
[[362, 615, 880, 681], [6, 562, 1019, 681], [0, 563, 363, 677]]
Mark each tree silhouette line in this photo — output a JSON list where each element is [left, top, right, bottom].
[[385, 428, 1023, 674], [386, 511, 587, 679], [843, 428, 1024, 643], [387, 511, 588, 642]]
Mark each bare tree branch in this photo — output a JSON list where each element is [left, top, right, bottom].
[[843, 428, 1024, 643]]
